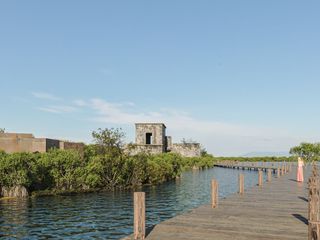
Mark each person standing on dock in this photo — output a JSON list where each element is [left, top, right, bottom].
[[297, 157, 304, 182]]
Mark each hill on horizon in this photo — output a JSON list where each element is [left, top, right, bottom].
[[241, 151, 290, 157]]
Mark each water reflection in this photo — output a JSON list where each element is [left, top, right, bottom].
[[0, 166, 270, 239]]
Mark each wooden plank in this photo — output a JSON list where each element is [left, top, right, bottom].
[[141, 168, 310, 240]]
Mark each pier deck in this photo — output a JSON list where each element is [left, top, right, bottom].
[[141, 167, 309, 240]]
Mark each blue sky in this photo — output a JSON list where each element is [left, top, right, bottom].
[[1, 1, 320, 156]]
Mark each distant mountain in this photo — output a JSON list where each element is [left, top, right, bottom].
[[241, 151, 290, 157]]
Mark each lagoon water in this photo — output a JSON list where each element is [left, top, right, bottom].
[[0, 167, 269, 239]]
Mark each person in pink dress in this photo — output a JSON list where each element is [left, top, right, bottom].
[[297, 157, 304, 182]]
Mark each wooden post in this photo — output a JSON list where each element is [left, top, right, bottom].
[[211, 179, 218, 208], [258, 170, 263, 187], [267, 169, 272, 182], [308, 163, 320, 240], [277, 168, 280, 178], [281, 165, 284, 175], [239, 174, 244, 195], [134, 192, 145, 240]]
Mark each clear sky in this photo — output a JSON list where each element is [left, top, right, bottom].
[[1, 1, 320, 156]]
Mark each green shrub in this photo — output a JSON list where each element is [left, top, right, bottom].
[[0, 152, 39, 188], [39, 149, 85, 191]]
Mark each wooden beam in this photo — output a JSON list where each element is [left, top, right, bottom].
[[239, 174, 244, 195], [308, 163, 320, 240], [211, 179, 218, 208], [267, 169, 272, 182], [258, 170, 263, 187], [134, 192, 145, 240]]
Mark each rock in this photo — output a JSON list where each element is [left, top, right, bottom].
[[1, 186, 29, 198]]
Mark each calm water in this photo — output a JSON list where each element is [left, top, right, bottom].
[[0, 165, 272, 239]]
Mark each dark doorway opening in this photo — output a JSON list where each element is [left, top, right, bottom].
[[146, 133, 153, 145]]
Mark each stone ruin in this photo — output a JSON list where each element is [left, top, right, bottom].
[[128, 123, 201, 157]]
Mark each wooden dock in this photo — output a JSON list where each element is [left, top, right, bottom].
[[213, 162, 289, 173], [125, 164, 310, 240]]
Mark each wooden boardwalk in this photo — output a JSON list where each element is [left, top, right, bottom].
[[129, 166, 310, 240], [213, 162, 288, 173]]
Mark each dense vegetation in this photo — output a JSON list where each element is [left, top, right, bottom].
[[0, 128, 218, 195], [290, 142, 320, 162], [1, 128, 314, 197], [0, 150, 216, 195]]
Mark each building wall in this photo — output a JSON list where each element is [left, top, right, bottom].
[[0, 137, 21, 153], [18, 138, 35, 152], [0, 133, 34, 139], [0, 133, 38, 153], [126, 144, 164, 155], [0, 133, 82, 154], [60, 141, 85, 155], [171, 143, 201, 157], [45, 139, 60, 152], [166, 136, 172, 151], [135, 123, 166, 152], [31, 139, 47, 153]]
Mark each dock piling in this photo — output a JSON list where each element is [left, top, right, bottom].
[[267, 169, 272, 182], [211, 179, 218, 208], [134, 192, 145, 240], [258, 170, 263, 187], [308, 164, 320, 240], [239, 174, 244, 195]]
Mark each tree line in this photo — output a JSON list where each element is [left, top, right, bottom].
[[0, 128, 317, 196], [0, 128, 216, 196], [290, 142, 320, 162]]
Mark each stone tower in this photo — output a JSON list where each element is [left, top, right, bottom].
[[129, 123, 201, 157], [135, 123, 167, 153]]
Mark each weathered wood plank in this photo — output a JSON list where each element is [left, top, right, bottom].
[[142, 167, 309, 240]]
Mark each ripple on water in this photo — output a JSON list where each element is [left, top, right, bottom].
[[1, 165, 274, 239]]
